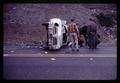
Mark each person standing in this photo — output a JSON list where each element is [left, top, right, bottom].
[[68, 19, 80, 51], [85, 17, 100, 49]]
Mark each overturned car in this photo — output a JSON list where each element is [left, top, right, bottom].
[[42, 18, 68, 50]]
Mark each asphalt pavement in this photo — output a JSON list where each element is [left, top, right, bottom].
[[3, 45, 117, 55], [3, 45, 117, 80], [4, 57, 116, 80]]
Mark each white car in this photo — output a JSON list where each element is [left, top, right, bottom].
[[42, 18, 68, 50]]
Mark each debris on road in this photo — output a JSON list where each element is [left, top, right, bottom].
[[37, 53, 41, 55], [37, 53, 43, 56], [45, 51, 48, 54], [50, 58, 56, 61], [27, 46, 30, 48], [39, 46, 43, 49], [40, 55, 43, 56], [80, 54, 83, 56], [35, 46, 38, 48], [10, 50, 14, 53], [90, 58, 93, 60], [4, 54, 9, 56]]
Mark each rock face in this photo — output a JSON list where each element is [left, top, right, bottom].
[[3, 4, 117, 46]]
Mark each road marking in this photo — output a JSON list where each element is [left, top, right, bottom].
[[3, 54, 117, 57]]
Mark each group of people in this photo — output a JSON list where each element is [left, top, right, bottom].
[[67, 18, 100, 51]]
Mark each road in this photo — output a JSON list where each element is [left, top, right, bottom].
[[3, 45, 117, 80], [3, 45, 117, 54], [4, 57, 116, 80]]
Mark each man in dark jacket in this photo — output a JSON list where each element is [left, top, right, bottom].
[[85, 18, 100, 49]]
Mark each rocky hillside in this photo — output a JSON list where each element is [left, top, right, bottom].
[[3, 4, 117, 46]]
